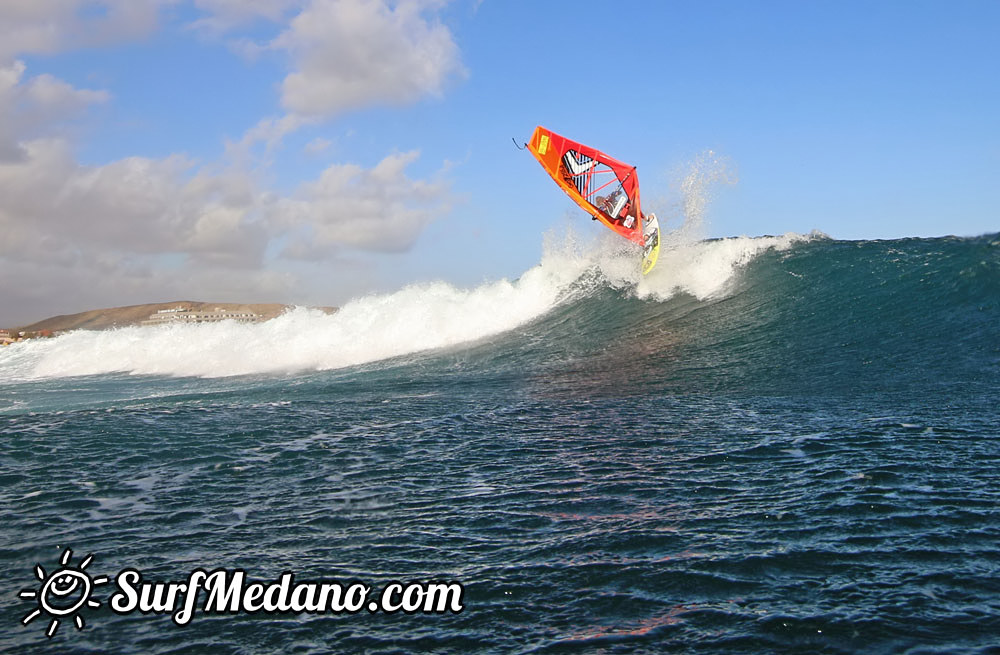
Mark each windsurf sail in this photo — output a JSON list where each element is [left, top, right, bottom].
[[527, 126, 645, 244], [526, 126, 660, 274]]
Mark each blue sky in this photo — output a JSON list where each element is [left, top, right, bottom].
[[1, 0, 997, 325]]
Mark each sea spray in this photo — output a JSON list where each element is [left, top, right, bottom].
[[637, 232, 819, 301], [647, 149, 738, 244], [637, 151, 818, 300]]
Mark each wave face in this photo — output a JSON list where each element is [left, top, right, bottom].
[[1, 233, 998, 654]]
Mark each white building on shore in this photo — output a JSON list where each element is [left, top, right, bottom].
[[142, 306, 262, 326]]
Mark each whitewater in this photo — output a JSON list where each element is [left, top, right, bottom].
[[0, 229, 815, 382]]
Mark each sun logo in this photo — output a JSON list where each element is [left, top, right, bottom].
[[18, 548, 108, 638]]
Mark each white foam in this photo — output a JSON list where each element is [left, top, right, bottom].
[[638, 232, 816, 301], [0, 230, 815, 380], [2, 250, 587, 379]]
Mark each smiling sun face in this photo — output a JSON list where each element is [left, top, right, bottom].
[[41, 569, 90, 614], [19, 548, 108, 638]]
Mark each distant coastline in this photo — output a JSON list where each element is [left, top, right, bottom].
[[1, 301, 337, 344]]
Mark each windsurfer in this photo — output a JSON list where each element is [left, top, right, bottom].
[[525, 126, 660, 274], [596, 190, 637, 229]]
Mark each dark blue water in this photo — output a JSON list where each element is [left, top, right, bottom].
[[1, 234, 998, 653]]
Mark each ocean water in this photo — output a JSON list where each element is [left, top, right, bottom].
[[1, 231, 998, 654]]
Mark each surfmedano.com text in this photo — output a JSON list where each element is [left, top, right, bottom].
[[110, 568, 465, 625]]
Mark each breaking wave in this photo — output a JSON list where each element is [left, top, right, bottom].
[[0, 228, 812, 379]]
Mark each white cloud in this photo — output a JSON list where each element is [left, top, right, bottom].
[[279, 150, 452, 257], [0, 60, 108, 161], [0, 138, 269, 268], [191, 0, 303, 34], [211, 0, 465, 157], [227, 113, 312, 161], [272, 0, 464, 118], [22, 73, 109, 110], [304, 136, 332, 154], [0, 1, 169, 63]]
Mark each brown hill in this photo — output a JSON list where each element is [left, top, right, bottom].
[[16, 301, 336, 333]]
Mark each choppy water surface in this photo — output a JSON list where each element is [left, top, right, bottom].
[[1, 234, 998, 653]]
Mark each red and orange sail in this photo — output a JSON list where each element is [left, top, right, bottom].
[[527, 126, 646, 245]]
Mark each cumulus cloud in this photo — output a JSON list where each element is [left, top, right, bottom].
[[228, 0, 464, 153], [0, 138, 269, 268], [279, 150, 452, 257], [0, 60, 108, 161], [304, 137, 333, 154], [0, 1, 168, 63], [190, 0, 303, 34], [228, 113, 311, 160], [272, 0, 464, 118]]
